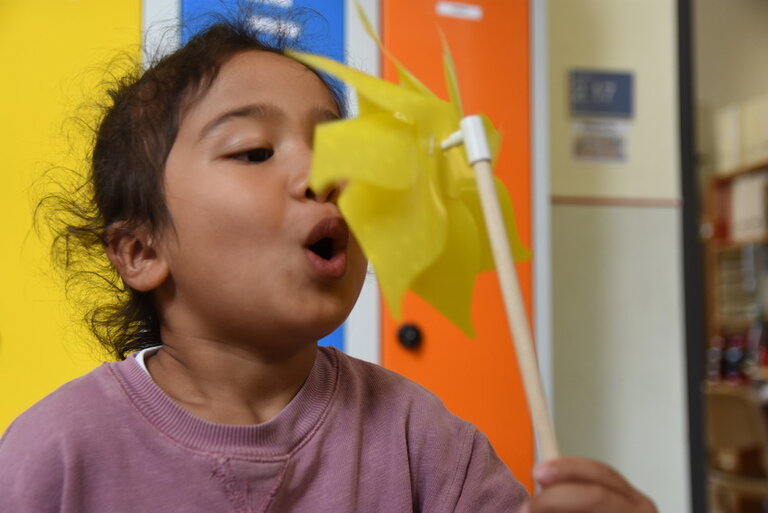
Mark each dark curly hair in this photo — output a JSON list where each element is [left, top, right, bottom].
[[39, 14, 346, 360]]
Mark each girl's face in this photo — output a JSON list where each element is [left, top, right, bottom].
[[157, 50, 367, 350]]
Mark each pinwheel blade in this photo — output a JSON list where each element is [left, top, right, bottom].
[[288, 46, 529, 337]]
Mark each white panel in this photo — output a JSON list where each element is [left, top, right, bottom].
[[531, 0, 554, 415], [344, 0, 380, 75], [345, 268, 381, 364], [343, 0, 381, 364], [551, 205, 690, 513], [141, 0, 181, 65]]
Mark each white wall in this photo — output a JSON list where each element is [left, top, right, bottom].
[[548, 1, 690, 512], [694, 0, 768, 175], [551, 205, 689, 511], [695, 0, 768, 110]]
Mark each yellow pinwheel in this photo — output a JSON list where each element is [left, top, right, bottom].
[[291, 4, 560, 460], [288, 34, 529, 338]]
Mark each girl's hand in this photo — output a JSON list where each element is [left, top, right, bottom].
[[520, 457, 657, 513]]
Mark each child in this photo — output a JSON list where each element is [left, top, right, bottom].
[[0, 18, 656, 513]]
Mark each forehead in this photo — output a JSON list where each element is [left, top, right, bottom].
[[183, 50, 338, 126]]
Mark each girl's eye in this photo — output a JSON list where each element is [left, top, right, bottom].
[[230, 148, 274, 163]]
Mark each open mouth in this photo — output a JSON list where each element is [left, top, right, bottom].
[[304, 217, 349, 278], [308, 237, 336, 261]]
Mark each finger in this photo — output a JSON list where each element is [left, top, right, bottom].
[[528, 482, 641, 513], [533, 458, 639, 501]]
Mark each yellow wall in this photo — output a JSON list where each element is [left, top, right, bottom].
[[549, 0, 679, 201], [0, 1, 141, 432]]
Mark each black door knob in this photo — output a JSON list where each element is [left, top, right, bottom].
[[397, 323, 422, 349]]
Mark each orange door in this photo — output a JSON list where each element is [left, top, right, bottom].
[[381, 0, 534, 491]]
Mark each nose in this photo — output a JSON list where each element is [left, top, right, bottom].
[[289, 143, 340, 204], [304, 184, 339, 203]]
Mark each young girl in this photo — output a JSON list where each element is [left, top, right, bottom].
[[0, 18, 656, 513]]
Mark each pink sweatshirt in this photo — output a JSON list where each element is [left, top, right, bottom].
[[0, 347, 527, 512]]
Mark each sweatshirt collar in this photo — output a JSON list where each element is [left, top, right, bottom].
[[108, 346, 339, 458]]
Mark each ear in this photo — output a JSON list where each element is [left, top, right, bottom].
[[105, 223, 169, 292]]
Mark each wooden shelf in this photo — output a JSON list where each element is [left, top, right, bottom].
[[749, 365, 768, 383], [704, 166, 768, 360], [711, 159, 768, 185], [711, 235, 768, 251]]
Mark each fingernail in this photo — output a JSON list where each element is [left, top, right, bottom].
[[518, 502, 530, 513]]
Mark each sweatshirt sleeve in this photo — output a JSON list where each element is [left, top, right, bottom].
[[451, 429, 529, 513], [0, 416, 65, 512], [400, 378, 529, 513]]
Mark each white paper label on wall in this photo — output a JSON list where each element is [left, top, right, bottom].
[[250, 15, 301, 38], [571, 120, 629, 163], [261, 0, 293, 7], [436, 1, 483, 21]]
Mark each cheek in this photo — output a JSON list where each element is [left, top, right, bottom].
[[348, 241, 369, 286], [166, 183, 282, 244]]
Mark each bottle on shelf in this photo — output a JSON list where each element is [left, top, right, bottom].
[[707, 334, 724, 383], [722, 333, 748, 383]]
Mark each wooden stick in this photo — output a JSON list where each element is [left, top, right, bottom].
[[439, 113, 560, 461], [439, 115, 558, 460], [472, 158, 559, 460]]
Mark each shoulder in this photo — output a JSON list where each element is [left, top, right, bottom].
[[324, 347, 527, 511], [325, 346, 450, 409], [323, 348, 462, 422], [0, 360, 132, 455], [0, 361, 132, 509], [325, 346, 476, 457]]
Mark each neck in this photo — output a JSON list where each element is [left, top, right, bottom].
[[146, 332, 317, 425]]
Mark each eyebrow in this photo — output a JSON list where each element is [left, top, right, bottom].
[[199, 103, 341, 141]]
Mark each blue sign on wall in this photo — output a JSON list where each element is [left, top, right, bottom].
[[180, 0, 347, 352], [570, 70, 633, 118]]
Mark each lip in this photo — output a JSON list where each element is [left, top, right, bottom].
[[303, 217, 350, 280]]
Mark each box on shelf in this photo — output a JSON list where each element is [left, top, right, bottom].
[[728, 171, 768, 242], [713, 92, 768, 174], [714, 103, 742, 174], [742, 93, 768, 168]]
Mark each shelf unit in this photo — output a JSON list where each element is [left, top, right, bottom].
[[704, 158, 768, 382]]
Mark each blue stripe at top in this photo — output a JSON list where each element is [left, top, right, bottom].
[[181, 0, 344, 63]]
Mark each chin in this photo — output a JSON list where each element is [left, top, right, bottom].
[[307, 303, 356, 341], [293, 276, 364, 343], [309, 315, 348, 341]]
